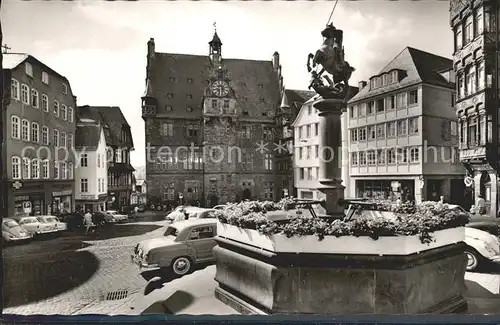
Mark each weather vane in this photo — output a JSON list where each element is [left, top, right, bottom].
[[213, 22, 217, 32]]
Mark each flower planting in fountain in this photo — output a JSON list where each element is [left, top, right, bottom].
[[214, 199, 469, 254]]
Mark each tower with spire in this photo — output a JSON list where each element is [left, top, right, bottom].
[[209, 23, 222, 65]]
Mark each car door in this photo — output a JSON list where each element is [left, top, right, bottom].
[[186, 225, 217, 262], [19, 219, 35, 234]]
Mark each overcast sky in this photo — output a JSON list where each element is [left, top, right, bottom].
[[2, 0, 452, 167]]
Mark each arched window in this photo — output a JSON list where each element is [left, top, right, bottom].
[[54, 161, 60, 179], [21, 84, 29, 104], [41, 94, 49, 112], [11, 116, 20, 139], [21, 119, 30, 141], [11, 156, 21, 179], [61, 104, 67, 120], [61, 162, 67, 179], [31, 122, 39, 143], [32, 159, 40, 179], [53, 100, 59, 116], [42, 159, 50, 179], [68, 162, 74, 179], [42, 126, 49, 145], [22, 157, 31, 179], [31, 89, 39, 108]]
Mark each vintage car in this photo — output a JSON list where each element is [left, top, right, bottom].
[[104, 210, 128, 222], [164, 206, 189, 221], [38, 215, 68, 232], [165, 207, 216, 222], [131, 218, 217, 276], [464, 215, 500, 271], [12, 216, 59, 237], [2, 218, 32, 243]]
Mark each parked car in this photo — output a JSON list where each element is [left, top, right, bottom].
[[12, 216, 59, 237], [38, 215, 68, 232], [131, 218, 217, 276], [164, 206, 189, 221], [2, 218, 32, 244], [165, 207, 215, 222], [104, 210, 128, 222], [464, 215, 500, 271], [137, 204, 146, 212]]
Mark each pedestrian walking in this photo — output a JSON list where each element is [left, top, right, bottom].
[[476, 196, 486, 215], [84, 210, 94, 235]]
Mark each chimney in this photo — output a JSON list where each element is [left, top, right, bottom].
[[358, 80, 367, 89], [272, 51, 280, 71], [147, 38, 155, 60]]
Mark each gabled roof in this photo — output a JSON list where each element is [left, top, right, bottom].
[[291, 85, 359, 127], [280, 89, 316, 109], [76, 106, 133, 148], [147, 52, 280, 117], [349, 47, 453, 104], [3, 53, 29, 69], [75, 124, 103, 150], [3, 53, 71, 84]]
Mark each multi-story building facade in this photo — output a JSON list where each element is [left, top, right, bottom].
[[142, 32, 285, 207], [450, 0, 500, 216], [74, 121, 108, 212], [346, 47, 466, 204], [292, 96, 322, 201], [76, 105, 135, 211], [4, 54, 77, 217], [276, 89, 315, 198]]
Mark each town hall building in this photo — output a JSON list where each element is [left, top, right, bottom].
[[142, 31, 288, 207]]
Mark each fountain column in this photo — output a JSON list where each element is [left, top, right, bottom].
[[314, 97, 345, 217]]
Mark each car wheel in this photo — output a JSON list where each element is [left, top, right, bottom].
[[157, 205, 162, 211], [465, 248, 480, 271], [171, 256, 192, 276]]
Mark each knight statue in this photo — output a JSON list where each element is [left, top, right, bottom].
[[307, 23, 355, 100]]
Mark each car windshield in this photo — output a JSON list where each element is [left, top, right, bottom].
[[3, 220, 19, 228], [46, 217, 58, 222], [164, 226, 179, 239], [108, 211, 118, 215], [36, 217, 45, 223]]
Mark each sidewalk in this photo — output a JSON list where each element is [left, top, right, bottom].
[[108, 266, 500, 315], [464, 272, 500, 314]]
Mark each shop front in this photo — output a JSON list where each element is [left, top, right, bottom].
[[52, 190, 73, 215], [355, 179, 415, 202], [76, 193, 108, 213], [13, 194, 45, 217]]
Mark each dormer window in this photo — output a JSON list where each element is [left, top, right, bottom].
[[390, 71, 398, 83], [167, 93, 173, 99], [169, 77, 176, 83], [258, 83, 264, 89], [382, 75, 389, 86], [186, 106, 193, 112], [165, 105, 172, 111], [187, 94, 193, 100], [259, 97, 265, 103], [187, 78, 193, 84]]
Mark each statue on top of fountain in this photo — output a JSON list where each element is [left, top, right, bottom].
[[307, 23, 355, 100]]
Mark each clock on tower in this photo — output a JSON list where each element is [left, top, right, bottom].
[[211, 80, 230, 97]]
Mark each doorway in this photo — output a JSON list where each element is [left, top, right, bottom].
[[242, 188, 251, 201]]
